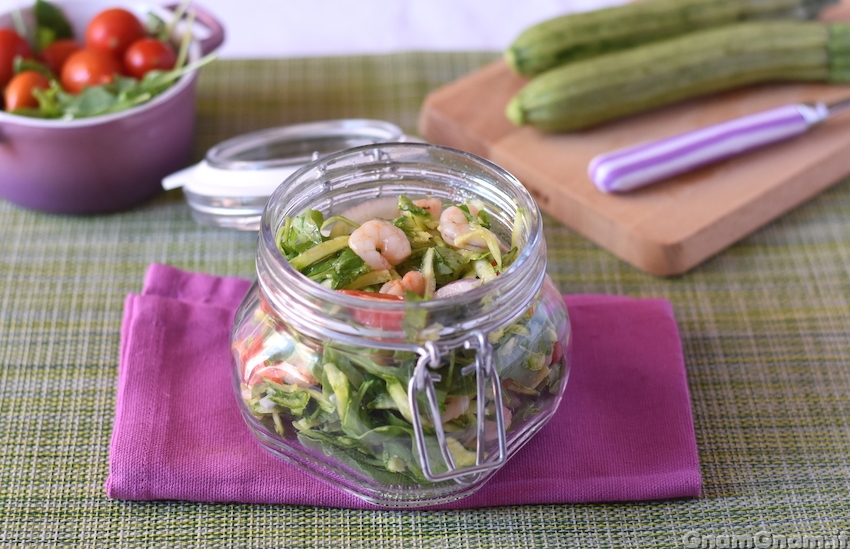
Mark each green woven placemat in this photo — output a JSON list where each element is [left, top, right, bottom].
[[1, 53, 849, 548]]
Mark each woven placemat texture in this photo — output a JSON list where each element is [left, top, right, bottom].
[[1, 52, 849, 548]]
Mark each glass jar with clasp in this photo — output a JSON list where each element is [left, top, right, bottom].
[[230, 142, 570, 507]]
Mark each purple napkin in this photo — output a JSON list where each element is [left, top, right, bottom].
[[106, 263, 701, 509]]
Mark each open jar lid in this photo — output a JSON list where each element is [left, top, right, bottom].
[[162, 119, 412, 230]]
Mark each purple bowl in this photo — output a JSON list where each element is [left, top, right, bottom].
[[0, 1, 225, 214]]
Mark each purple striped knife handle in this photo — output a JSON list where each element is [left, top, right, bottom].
[[588, 103, 829, 193]]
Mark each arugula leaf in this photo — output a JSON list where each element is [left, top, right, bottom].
[[33, 0, 73, 51], [303, 247, 371, 289], [296, 430, 422, 486], [394, 215, 436, 249], [17, 49, 217, 120], [431, 245, 468, 285], [13, 57, 52, 78], [145, 11, 169, 42], [397, 195, 438, 229], [279, 210, 325, 256], [59, 76, 153, 118]]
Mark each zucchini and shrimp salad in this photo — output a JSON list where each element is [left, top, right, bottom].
[[278, 195, 516, 299], [233, 195, 568, 487]]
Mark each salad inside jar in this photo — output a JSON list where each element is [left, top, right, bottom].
[[232, 192, 569, 493]]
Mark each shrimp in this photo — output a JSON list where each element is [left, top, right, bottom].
[[441, 395, 470, 423], [413, 197, 443, 218], [244, 359, 318, 388], [483, 406, 513, 442], [380, 270, 426, 297], [438, 205, 488, 251], [280, 360, 320, 387], [339, 196, 400, 224], [349, 219, 411, 271], [329, 197, 400, 237]]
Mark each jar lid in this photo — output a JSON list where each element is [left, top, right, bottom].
[[162, 119, 412, 230]]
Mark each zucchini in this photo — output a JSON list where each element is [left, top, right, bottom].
[[505, 21, 850, 133], [505, 0, 839, 77]]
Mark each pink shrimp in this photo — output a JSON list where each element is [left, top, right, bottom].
[[349, 219, 411, 270], [413, 197, 443, 218], [380, 270, 426, 297]]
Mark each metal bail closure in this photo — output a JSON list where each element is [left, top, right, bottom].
[[407, 331, 508, 483]]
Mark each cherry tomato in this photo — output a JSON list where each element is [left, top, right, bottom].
[[123, 38, 176, 79], [337, 289, 406, 330], [38, 38, 83, 76], [60, 48, 122, 94], [4, 70, 50, 111], [0, 28, 33, 88], [84, 8, 145, 59], [337, 289, 406, 301]]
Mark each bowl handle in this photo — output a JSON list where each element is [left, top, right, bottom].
[[165, 2, 226, 56]]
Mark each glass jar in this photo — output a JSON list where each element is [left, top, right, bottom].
[[231, 143, 570, 507]]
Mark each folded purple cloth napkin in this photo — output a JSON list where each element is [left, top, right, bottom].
[[106, 263, 701, 509]]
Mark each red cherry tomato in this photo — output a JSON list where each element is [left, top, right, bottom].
[[337, 289, 406, 301], [0, 28, 34, 88], [84, 8, 145, 59], [123, 38, 176, 79], [4, 70, 50, 111], [38, 39, 83, 76], [60, 48, 122, 94], [337, 289, 406, 330]]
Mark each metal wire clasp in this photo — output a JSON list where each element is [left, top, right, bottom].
[[407, 331, 508, 483]]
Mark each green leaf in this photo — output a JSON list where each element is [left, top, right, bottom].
[[432, 245, 468, 285], [30, 81, 64, 117], [303, 247, 371, 289], [33, 0, 73, 50], [397, 195, 438, 229], [340, 379, 378, 438], [295, 431, 422, 486], [278, 210, 325, 256], [13, 57, 52, 78], [35, 27, 55, 52], [145, 11, 169, 42], [61, 86, 119, 117], [8, 51, 216, 120]]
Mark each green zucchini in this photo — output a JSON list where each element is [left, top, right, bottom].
[[505, 21, 850, 133], [505, 0, 839, 77]]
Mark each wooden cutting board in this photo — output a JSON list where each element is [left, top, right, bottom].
[[417, 6, 850, 276]]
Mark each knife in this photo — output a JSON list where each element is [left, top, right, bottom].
[[588, 97, 850, 194]]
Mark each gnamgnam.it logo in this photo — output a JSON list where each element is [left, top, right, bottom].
[[682, 531, 849, 549]]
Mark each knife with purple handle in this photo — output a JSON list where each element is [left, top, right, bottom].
[[588, 98, 850, 194]]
